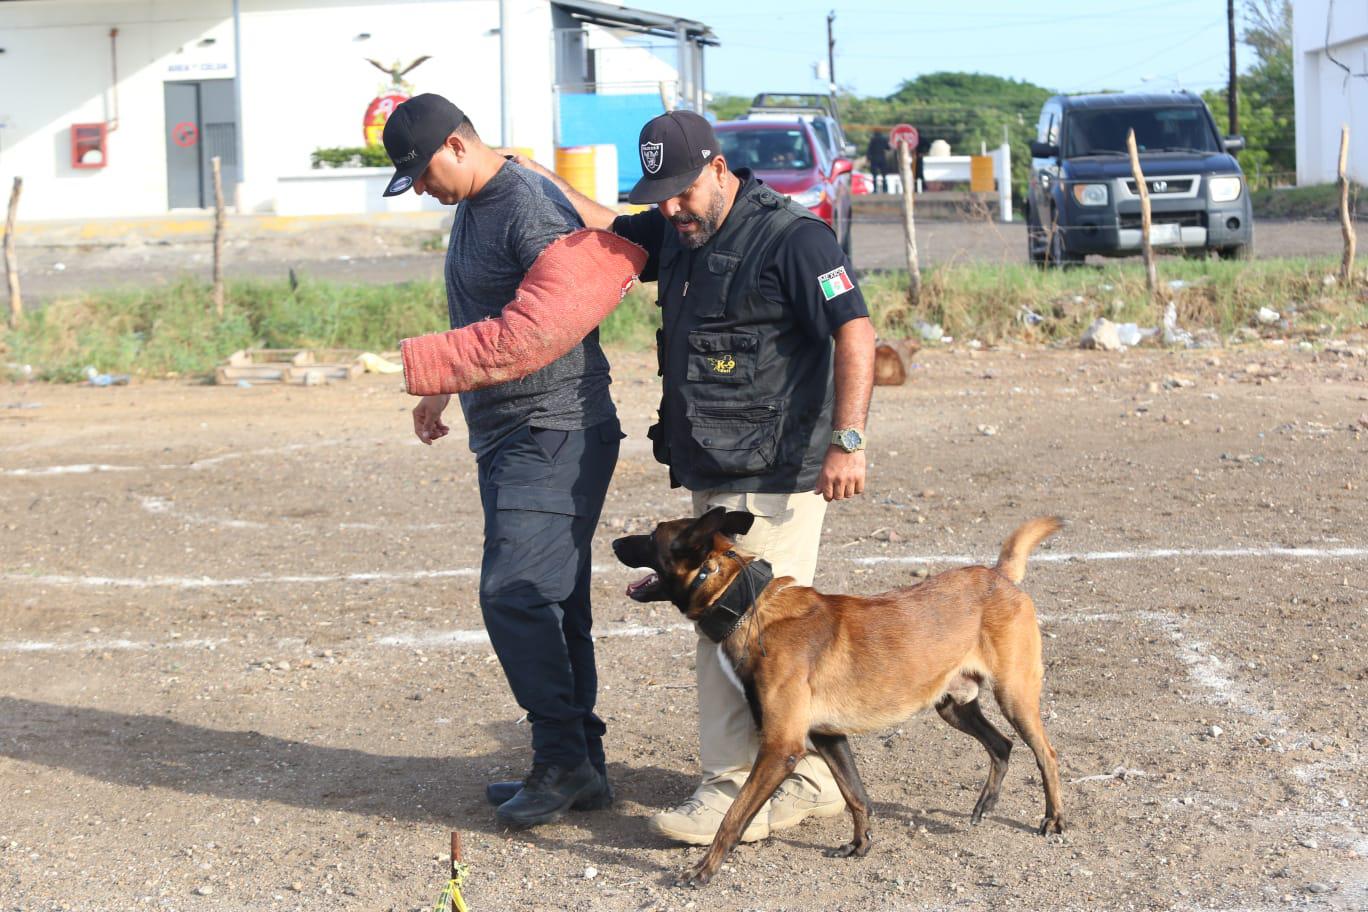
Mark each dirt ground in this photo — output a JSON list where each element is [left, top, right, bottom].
[[2, 341, 1367, 912], [9, 217, 1354, 303]]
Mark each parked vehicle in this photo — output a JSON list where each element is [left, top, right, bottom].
[[739, 93, 858, 165], [715, 119, 855, 255], [1025, 91, 1253, 265]]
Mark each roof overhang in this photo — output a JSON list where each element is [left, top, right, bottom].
[[553, 0, 718, 47]]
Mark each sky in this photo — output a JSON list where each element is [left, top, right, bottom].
[[626, 0, 1258, 100]]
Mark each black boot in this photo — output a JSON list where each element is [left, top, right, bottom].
[[486, 770, 613, 809], [494, 760, 606, 828]]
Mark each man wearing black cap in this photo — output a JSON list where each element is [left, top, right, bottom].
[[514, 109, 876, 845], [381, 93, 620, 829]]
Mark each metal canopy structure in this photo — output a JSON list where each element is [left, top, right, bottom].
[[552, 0, 716, 112]]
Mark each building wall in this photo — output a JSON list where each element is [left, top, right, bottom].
[[0, 1, 235, 220], [1292, 0, 1368, 184], [0, 0, 570, 218]]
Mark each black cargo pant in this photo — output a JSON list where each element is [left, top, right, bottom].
[[476, 418, 621, 773]]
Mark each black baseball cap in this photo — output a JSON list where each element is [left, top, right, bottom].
[[628, 110, 720, 204], [381, 94, 465, 197]]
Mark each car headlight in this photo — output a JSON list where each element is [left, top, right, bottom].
[[1071, 183, 1108, 206], [791, 186, 825, 208], [1209, 176, 1242, 202]]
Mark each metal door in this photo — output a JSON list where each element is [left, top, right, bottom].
[[163, 79, 238, 209]]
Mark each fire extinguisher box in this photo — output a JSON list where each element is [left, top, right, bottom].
[[71, 123, 108, 169]]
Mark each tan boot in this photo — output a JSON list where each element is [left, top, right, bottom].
[[648, 784, 770, 846], [766, 776, 846, 833]]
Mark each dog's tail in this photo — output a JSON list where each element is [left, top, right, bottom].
[[994, 516, 1063, 584]]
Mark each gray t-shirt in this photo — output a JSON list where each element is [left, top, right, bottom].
[[445, 162, 616, 455]]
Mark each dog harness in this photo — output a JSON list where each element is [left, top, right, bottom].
[[693, 552, 774, 643]]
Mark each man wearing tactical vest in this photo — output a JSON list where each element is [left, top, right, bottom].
[[516, 110, 875, 844]]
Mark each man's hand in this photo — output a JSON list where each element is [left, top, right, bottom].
[[498, 150, 556, 182], [412, 394, 451, 445], [814, 446, 867, 502]]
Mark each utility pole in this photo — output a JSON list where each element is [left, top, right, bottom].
[[826, 10, 836, 97], [1227, 0, 1239, 135]]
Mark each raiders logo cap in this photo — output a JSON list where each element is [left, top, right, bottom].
[[628, 110, 719, 205], [380, 93, 465, 197]]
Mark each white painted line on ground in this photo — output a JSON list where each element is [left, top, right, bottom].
[[6, 543, 1365, 591], [1, 637, 225, 653], [3, 568, 478, 589], [0, 439, 362, 478], [1, 463, 139, 476], [855, 546, 1368, 566], [377, 622, 692, 650]]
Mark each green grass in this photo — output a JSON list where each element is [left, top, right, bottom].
[[860, 256, 1368, 345], [1251, 182, 1366, 220], [5, 258, 1365, 382]]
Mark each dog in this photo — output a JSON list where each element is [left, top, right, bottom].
[[612, 508, 1065, 887]]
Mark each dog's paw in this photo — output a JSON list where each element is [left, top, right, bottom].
[[673, 861, 714, 889], [1037, 814, 1064, 836], [823, 833, 873, 858]]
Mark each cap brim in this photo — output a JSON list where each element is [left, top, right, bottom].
[[380, 153, 433, 198], [627, 165, 705, 205]]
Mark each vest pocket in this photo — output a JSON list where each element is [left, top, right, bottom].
[[685, 331, 757, 385], [686, 401, 782, 477]]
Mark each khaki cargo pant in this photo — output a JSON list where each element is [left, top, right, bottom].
[[689, 489, 838, 797]]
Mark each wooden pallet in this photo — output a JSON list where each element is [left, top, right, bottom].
[[215, 349, 367, 385]]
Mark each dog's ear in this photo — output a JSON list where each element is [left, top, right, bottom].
[[720, 510, 754, 540], [671, 507, 728, 562]]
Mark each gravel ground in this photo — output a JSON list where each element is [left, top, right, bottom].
[[2, 341, 1366, 911]]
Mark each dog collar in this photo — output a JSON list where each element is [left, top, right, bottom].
[[696, 555, 773, 643]]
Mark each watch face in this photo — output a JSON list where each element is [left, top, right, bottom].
[[840, 429, 860, 450]]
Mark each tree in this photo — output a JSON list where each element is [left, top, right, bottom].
[[843, 72, 1052, 200], [1202, 0, 1294, 186]]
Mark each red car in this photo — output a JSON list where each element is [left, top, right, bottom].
[[715, 120, 854, 255]]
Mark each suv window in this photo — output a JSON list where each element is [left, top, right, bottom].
[[719, 129, 815, 171], [1063, 106, 1219, 157]]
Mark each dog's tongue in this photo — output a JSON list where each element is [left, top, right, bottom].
[[626, 572, 657, 597]]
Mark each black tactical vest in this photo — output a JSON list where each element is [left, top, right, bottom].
[[648, 174, 836, 493]]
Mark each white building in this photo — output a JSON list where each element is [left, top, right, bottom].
[[0, 0, 714, 219], [1292, 0, 1368, 184]]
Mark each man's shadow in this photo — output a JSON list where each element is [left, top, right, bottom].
[[0, 697, 698, 877]]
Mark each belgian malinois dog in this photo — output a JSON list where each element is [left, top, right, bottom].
[[613, 509, 1065, 887]]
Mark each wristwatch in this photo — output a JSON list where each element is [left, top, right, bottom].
[[831, 428, 866, 453]]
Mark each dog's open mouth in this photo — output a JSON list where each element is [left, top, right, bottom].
[[626, 574, 662, 601], [626, 574, 656, 596]]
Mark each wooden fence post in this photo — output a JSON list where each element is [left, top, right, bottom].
[[898, 140, 921, 309], [211, 156, 226, 317], [1126, 129, 1158, 302], [4, 177, 21, 329], [1338, 125, 1356, 284]]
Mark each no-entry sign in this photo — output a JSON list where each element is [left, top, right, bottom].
[[890, 123, 919, 149], [172, 121, 199, 148]]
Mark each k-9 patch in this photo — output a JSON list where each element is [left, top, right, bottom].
[[818, 266, 854, 300]]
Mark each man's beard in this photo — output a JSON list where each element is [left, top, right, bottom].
[[671, 185, 726, 249]]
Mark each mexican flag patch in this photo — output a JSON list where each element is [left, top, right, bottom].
[[818, 266, 854, 301]]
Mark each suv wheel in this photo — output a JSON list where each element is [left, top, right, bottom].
[[1217, 244, 1251, 261], [1045, 211, 1082, 267], [1027, 211, 1047, 266]]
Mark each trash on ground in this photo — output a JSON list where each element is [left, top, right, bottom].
[[915, 321, 944, 343], [1115, 323, 1158, 347], [1162, 302, 1194, 348], [84, 366, 130, 387], [1019, 306, 1044, 326], [1256, 307, 1281, 325]]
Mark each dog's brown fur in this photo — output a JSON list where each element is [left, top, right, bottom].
[[613, 511, 1064, 887]]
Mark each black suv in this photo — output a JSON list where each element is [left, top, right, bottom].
[[1026, 92, 1252, 265]]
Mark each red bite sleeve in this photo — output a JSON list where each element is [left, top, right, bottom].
[[399, 228, 649, 396]]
